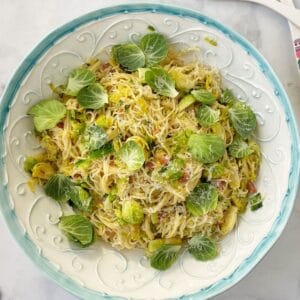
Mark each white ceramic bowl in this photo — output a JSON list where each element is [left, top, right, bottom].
[[0, 4, 299, 300]]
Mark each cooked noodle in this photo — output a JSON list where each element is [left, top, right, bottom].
[[27, 53, 261, 250]]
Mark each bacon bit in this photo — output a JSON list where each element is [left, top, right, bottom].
[[160, 156, 169, 165], [73, 173, 82, 180], [106, 229, 116, 240], [246, 181, 257, 194], [57, 122, 64, 129], [180, 170, 190, 183], [100, 62, 111, 71], [213, 180, 226, 190], [145, 161, 155, 170], [158, 211, 168, 219], [109, 158, 116, 166], [94, 197, 103, 205], [154, 150, 170, 166], [153, 127, 161, 135]]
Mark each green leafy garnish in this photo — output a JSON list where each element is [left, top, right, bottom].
[[89, 141, 114, 159], [188, 235, 218, 261], [204, 37, 218, 46], [77, 83, 108, 109], [44, 174, 74, 202], [196, 105, 220, 127], [147, 25, 156, 32], [150, 244, 181, 271], [220, 89, 236, 106], [69, 186, 92, 212], [186, 183, 219, 216], [206, 163, 226, 179], [59, 215, 94, 247], [23, 156, 38, 173], [249, 193, 263, 211], [118, 140, 145, 171], [113, 43, 145, 71], [145, 67, 179, 98], [28, 99, 66, 132], [75, 140, 114, 170], [121, 199, 144, 224], [140, 32, 168, 66], [229, 101, 257, 138], [170, 70, 196, 91], [112, 32, 167, 71], [178, 94, 196, 112], [188, 133, 225, 163], [65, 68, 96, 96], [228, 136, 254, 158], [137, 67, 149, 83], [161, 158, 185, 181], [147, 239, 164, 254], [167, 130, 193, 154], [191, 89, 216, 105], [106, 186, 117, 202], [75, 159, 91, 170], [83, 125, 107, 151]]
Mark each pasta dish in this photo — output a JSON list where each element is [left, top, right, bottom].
[[24, 31, 262, 270]]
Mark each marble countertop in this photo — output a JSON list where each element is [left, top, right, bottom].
[[0, 0, 299, 299]]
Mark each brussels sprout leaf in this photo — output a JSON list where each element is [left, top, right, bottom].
[[118, 140, 145, 171], [160, 158, 185, 181], [186, 183, 218, 216], [65, 68, 96, 96], [196, 105, 220, 127], [140, 32, 168, 66], [220, 89, 236, 106], [23, 156, 38, 173], [178, 94, 196, 112], [229, 101, 257, 138], [44, 174, 74, 202], [28, 99, 66, 132], [59, 215, 94, 247], [69, 186, 92, 212], [150, 244, 181, 270], [191, 89, 216, 105], [121, 200, 144, 224], [89, 141, 114, 159], [145, 67, 178, 98], [228, 136, 254, 158], [188, 235, 218, 261], [113, 43, 145, 71], [188, 133, 225, 163], [77, 83, 108, 109], [83, 125, 107, 151]]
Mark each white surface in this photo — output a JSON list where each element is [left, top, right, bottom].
[[0, 0, 299, 300], [238, 0, 300, 27], [3, 8, 292, 299]]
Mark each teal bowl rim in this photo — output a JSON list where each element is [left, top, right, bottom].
[[0, 3, 299, 300]]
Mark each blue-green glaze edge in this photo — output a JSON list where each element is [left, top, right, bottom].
[[0, 3, 299, 300]]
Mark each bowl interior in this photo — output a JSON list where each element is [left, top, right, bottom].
[[1, 4, 299, 300]]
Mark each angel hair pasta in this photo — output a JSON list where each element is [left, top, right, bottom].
[[24, 31, 262, 270]]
